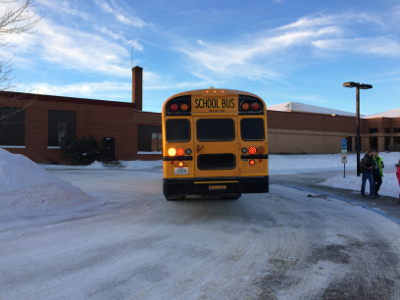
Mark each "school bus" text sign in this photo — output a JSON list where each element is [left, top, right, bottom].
[[192, 96, 238, 113]]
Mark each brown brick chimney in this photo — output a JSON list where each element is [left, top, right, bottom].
[[132, 66, 143, 111]]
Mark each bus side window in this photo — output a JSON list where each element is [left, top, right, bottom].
[[240, 118, 265, 141], [166, 119, 191, 142]]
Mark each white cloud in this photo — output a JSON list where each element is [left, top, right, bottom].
[[177, 11, 399, 81], [94, 0, 146, 27], [38, 0, 89, 19], [18, 72, 208, 99], [312, 37, 400, 56], [143, 71, 208, 90], [179, 26, 340, 79], [20, 81, 131, 99], [4, 19, 134, 77], [96, 26, 143, 50]]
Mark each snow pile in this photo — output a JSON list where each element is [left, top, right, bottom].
[[0, 149, 92, 217], [120, 160, 162, 170], [43, 160, 107, 170]]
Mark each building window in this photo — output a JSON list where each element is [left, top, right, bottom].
[[369, 137, 378, 150], [346, 136, 352, 152], [138, 125, 162, 152], [0, 107, 25, 146], [48, 110, 76, 146], [384, 128, 390, 134], [151, 132, 162, 151], [385, 137, 390, 152], [369, 128, 378, 134], [394, 137, 400, 151], [394, 128, 400, 134]]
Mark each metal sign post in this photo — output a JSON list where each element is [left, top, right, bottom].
[[341, 139, 347, 177]]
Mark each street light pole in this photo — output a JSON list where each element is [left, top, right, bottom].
[[343, 81, 373, 177], [356, 86, 361, 177]]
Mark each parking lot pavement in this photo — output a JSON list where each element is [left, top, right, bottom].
[[271, 170, 400, 225]]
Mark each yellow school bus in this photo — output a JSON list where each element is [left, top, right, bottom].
[[162, 87, 268, 200]]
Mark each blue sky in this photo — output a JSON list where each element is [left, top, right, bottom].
[[3, 0, 400, 114]]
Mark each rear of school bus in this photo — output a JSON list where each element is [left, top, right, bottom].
[[162, 88, 269, 200]]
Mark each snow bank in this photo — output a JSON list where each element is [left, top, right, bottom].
[[269, 152, 400, 175], [321, 173, 400, 198], [0, 149, 92, 217], [119, 160, 162, 170]]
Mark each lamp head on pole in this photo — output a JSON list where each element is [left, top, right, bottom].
[[343, 81, 358, 88], [343, 81, 373, 89], [359, 83, 373, 89]]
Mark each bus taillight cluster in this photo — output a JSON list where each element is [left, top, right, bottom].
[[241, 146, 265, 166], [168, 147, 192, 168], [241, 102, 260, 111], [170, 103, 189, 112]]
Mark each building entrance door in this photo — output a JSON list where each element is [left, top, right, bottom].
[[103, 137, 115, 161]]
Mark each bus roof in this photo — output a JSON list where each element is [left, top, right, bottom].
[[166, 88, 263, 101]]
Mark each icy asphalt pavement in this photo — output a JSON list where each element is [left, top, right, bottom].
[[1, 169, 400, 300]]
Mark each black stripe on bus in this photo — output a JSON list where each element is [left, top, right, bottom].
[[163, 156, 193, 161], [241, 154, 269, 159]]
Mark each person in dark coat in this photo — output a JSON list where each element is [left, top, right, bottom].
[[360, 150, 377, 198]]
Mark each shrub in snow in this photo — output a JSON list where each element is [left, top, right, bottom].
[[61, 135, 105, 165]]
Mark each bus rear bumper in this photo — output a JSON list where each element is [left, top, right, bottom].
[[163, 176, 269, 197]]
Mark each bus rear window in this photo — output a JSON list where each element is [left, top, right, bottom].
[[240, 118, 265, 141], [166, 119, 191, 142], [196, 119, 235, 141]]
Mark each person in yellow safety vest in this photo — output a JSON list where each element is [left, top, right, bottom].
[[372, 150, 384, 196]]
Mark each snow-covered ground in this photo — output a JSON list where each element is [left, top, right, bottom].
[[41, 151, 400, 197], [1, 148, 400, 217]]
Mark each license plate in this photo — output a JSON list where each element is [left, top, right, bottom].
[[209, 185, 227, 190], [174, 167, 188, 175]]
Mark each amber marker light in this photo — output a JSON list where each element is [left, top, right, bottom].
[[256, 146, 264, 154], [177, 161, 184, 168], [176, 148, 185, 156], [242, 102, 249, 110], [181, 103, 189, 111], [168, 148, 176, 156], [248, 146, 257, 155], [249, 160, 255, 166]]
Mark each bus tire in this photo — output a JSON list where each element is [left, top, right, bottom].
[[165, 195, 186, 201]]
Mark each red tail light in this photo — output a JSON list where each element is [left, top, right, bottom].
[[170, 104, 178, 111], [176, 148, 185, 156], [252, 103, 260, 110], [248, 146, 256, 155], [177, 161, 184, 168]]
